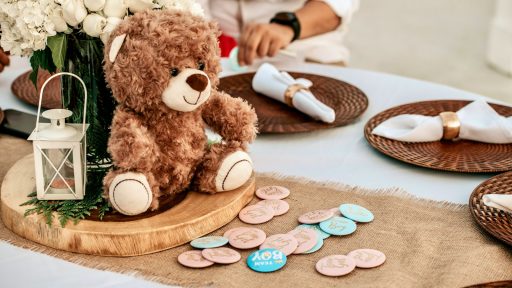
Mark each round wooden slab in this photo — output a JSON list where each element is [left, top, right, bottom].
[[1, 154, 255, 256]]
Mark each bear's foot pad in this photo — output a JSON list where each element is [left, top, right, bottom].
[[1, 154, 255, 256]]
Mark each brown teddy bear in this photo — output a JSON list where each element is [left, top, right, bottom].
[[102, 9, 258, 216]]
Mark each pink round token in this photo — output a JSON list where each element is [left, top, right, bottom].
[[178, 250, 214, 268], [228, 227, 267, 249], [259, 234, 299, 256], [255, 186, 290, 200], [288, 228, 318, 254], [223, 227, 247, 238], [201, 247, 241, 264], [256, 199, 290, 216], [238, 204, 275, 224], [298, 209, 334, 224], [330, 207, 342, 217], [347, 249, 386, 268], [316, 255, 356, 277]]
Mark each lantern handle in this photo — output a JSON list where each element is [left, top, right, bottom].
[[35, 72, 88, 134]]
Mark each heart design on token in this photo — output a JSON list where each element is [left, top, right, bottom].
[[255, 186, 290, 200], [347, 249, 386, 268], [260, 234, 299, 256], [228, 228, 267, 249], [178, 250, 214, 268], [316, 255, 356, 277], [239, 204, 274, 224], [247, 248, 287, 273], [256, 199, 290, 216], [201, 247, 241, 264], [298, 209, 334, 224], [319, 216, 357, 236], [288, 228, 318, 254], [339, 204, 374, 223]]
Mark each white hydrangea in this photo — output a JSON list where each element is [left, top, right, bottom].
[[0, 0, 60, 56], [156, 0, 204, 17]]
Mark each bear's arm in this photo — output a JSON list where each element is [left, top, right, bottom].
[[108, 108, 159, 172], [202, 90, 258, 143]]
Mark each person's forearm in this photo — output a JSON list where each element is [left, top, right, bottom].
[[295, 0, 341, 39]]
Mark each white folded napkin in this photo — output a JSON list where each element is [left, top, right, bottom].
[[372, 100, 512, 143], [252, 63, 336, 123], [483, 194, 512, 214]]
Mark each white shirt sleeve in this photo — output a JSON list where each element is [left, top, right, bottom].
[[318, 0, 360, 22]]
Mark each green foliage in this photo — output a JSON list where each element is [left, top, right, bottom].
[[29, 47, 57, 86], [21, 169, 110, 227], [47, 34, 67, 70]]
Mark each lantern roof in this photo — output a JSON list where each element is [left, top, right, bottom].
[[28, 124, 89, 142]]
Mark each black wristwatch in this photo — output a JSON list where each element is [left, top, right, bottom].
[[270, 12, 301, 42]]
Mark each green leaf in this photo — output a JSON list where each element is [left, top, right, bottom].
[[47, 34, 67, 70], [29, 48, 57, 87]]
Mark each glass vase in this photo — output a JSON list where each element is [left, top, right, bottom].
[[61, 36, 115, 184]]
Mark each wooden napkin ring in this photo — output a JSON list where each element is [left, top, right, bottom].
[[284, 84, 309, 107], [439, 111, 460, 140]]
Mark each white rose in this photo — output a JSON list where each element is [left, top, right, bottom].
[[83, 13, 107, 37], [100, 17, 123, 44], [84, 0, 106, 11], [49, 7, 69, 32], [126, 0, 154, 13], [61, 0, 88, 27], [103, 0, 128, 18]]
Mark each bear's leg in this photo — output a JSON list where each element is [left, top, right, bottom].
[[193, 142, 253, 193], [103, 170, 160, 216]]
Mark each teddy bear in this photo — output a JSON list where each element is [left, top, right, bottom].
[[102, 9, 258, 216]]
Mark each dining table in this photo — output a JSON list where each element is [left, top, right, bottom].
[[0, 56, 508, 288]]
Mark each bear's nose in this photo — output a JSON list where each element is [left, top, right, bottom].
[[186, 73, 208, 92]]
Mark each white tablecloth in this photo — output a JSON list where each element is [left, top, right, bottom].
[[0, 57, 507, 287]]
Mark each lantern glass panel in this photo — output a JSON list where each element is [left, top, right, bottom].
[[41, 148, 76, 196]]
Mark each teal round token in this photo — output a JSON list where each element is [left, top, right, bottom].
[[319, 216, 357, 236], [190, 236, 228, 249], [303, 232, 324, 254], [247, 248, 287, 273], [296, 224, 330, 239], [339, 204, 374, 223]]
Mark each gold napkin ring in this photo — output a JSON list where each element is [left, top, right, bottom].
[[439, 111, 460, 140], [284, 84, 309, 107]]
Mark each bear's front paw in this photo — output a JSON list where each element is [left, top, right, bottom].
[[109, 172, 153, 216], [215, 151, 253, 192]]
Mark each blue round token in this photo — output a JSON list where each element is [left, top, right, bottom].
[[303, 232, 324, 254], [296, 224, 330, 239], [190, 236, 229, 249], [339, 204, 374, 223], [319, 216, 357, 236], [247, 248, 287, 273]]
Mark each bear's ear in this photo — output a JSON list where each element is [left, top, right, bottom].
[[109, 34, 127, 63]]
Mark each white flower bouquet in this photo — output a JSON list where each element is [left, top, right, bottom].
[[0, 0, 205, 223]]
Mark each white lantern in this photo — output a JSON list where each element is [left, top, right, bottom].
[[28, 72, 89, 200]]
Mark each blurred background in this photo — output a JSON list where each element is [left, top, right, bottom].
[[344, 0, 512, 103]]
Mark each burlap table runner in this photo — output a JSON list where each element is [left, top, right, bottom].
[[1, 134, 511, 287]]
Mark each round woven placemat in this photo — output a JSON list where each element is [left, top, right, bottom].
[[364, 100, 512, 173], [469, 171, 512, 246], [218, 72, 368, 133], [11, 70, 61, 109]]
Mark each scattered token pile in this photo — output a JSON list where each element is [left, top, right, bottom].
[[178, 185, 386, 276]]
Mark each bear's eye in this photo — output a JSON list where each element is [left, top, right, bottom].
[[170, 68, 180, 77], [197, 61, 205, 71]]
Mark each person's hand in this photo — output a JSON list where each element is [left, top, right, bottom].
[[0, 48, 10, 73], [238, 23, 294, 66]]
